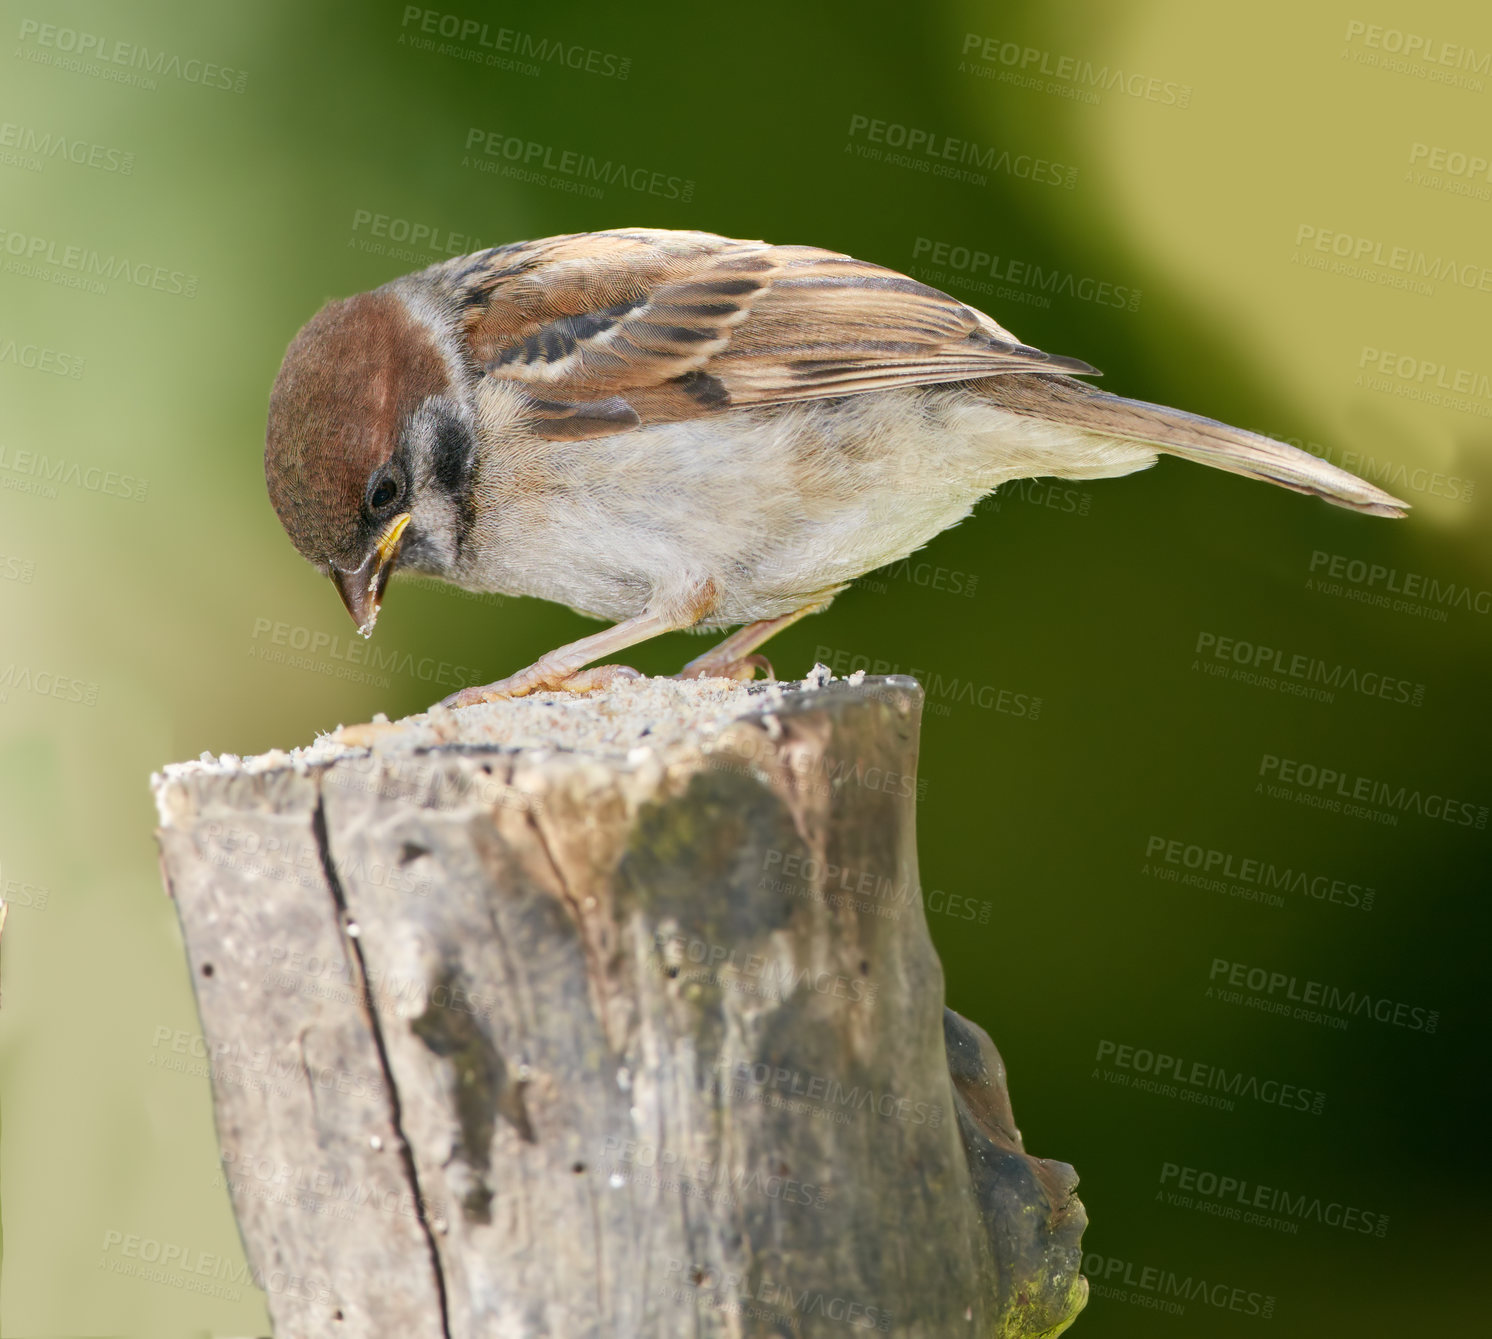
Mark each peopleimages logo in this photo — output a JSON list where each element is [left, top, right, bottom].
[[845, 114, 1077, 189], [602, 1136, 829, 1211], [1258, 753, 1488, 829], [1293, 224, 1492, 295], [1406, 141, 1492, 200], [1357, 346, 1492, 419], [463, 127, 694, 202], [659, 1259, 892, 1332], [1093, 1039, 1326, 1115], [0, 227, 198, 298], [0, 663, 100, 707], [759, 849, 921, 919], [1307, 549, 1490, 618], [911, 236, 1141, 311], [349, 208, 489, 260], [248, 616, 481, 692], [811, 646, 1041, 720], [98, 1229, 259, 1301], [1263, 427, 1475, 503], [1207, 958, 1440, 1034], [15, 20, 248, 92], [1341, 20, 1489, 89], [1193, 630, 1425, 708], [651, 930, 877, 1006], [1158, 1162, 1390, 1237], [0, 335, 85, 379], [1143, 835, 1375, 911], [398, 6, 631, 80], [0, 120, 134, 174], [1080, 1253, 1274, 1320], [717, 1057, 943, 1128], [958, 32, 1193, 108]]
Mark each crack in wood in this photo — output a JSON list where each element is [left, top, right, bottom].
[[312, 788, 453, 1339]]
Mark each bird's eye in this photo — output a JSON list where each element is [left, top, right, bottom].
[[367, 465, 405, 515]]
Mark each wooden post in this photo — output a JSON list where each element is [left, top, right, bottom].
[[152, 675, 1088, 1338]]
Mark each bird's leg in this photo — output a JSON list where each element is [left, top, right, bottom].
[[440, 610, 684, 708], [676, 602, 831, 682]]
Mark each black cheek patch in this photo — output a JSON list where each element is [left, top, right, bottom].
[[428, 413, 477, 558], [431, 415, 475, 494]]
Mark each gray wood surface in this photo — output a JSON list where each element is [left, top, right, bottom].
[[153, 676, 1087, 1337]]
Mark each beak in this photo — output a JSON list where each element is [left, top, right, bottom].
[[330, 513, 411, 638]]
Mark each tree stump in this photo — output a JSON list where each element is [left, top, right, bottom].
[[151, 673, 1087, 1338]]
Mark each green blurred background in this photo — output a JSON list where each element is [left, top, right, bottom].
[[1, 0, 1488, 1333]]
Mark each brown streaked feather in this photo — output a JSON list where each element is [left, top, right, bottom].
[[430, 229, 1097, 440]]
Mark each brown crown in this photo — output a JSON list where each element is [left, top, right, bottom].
[[264, 289, 449, 569]]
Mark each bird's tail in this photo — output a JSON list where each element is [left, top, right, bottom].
[[973, 373, 1409, 518]]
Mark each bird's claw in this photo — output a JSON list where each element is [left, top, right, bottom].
[[438, 663, 642, 710], [558, 663, 644, 693], [675, 653, 774, 684]]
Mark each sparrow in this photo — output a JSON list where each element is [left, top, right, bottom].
[[264, 227, 1407, 707]]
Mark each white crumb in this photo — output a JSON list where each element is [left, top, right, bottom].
[[152, 672, 880, 792]]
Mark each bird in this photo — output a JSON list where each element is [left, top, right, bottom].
[[263, 226, 1408, 708]]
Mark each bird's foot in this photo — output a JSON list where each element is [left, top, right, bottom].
[[439, 662, 641, 709], [674, 653, 774, 684]]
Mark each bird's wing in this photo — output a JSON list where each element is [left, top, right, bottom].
[[436, 228, 1097, 440]]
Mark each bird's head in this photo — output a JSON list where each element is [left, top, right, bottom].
[[264, 288, 477, 636]]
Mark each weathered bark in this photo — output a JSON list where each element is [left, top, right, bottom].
[[152, 675, 1087, 1338]]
